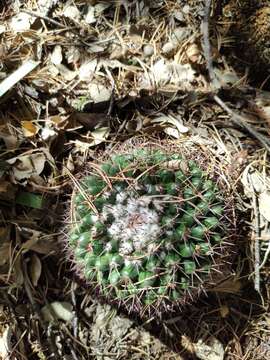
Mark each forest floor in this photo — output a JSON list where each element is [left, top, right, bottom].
[[0, 1, 270, 359]]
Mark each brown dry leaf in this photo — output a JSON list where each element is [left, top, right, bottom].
[[13, 254, 24, 286], [211, 277, 242, 294], [0, 181, 16, 201], [185, 43, 201, 63], [8, 153, 46, 182], [0, 227, 10, 243], [0, 124, 19, 150], [29, 253, 42, 287], [0, 242, 10, 266], [241, 167, 266, 198], [220, 305, 230, 318], [21, 228, 58, 255], [71, 127, 110, 152], [71, 112, 109, 130], [181, 335, 195, 353], [7, 148, 54, 184], [21, 121, 39, 137], [63, 153, 75, 175], [151, 114, 189, 139]]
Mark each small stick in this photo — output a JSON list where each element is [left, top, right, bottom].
[[213, 95, 270, 154], [248, 175, 261, 293], [21, 9, 68, 29], [259, 221, 270, 269], [21, 9, 92, 48], [201, 0, 218, 89], [201, 0, 270, 155], [71, 282, 79, 339], [21, 258, 60, 359]]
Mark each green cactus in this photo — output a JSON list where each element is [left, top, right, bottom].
[[68, 149, 234, 315]]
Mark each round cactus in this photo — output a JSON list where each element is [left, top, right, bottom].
[[67, 148, 235, 316]]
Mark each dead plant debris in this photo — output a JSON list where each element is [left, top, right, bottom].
[[0, 0, 270, 359]]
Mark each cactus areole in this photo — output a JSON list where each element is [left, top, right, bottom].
[[68, 149, 235, 316]]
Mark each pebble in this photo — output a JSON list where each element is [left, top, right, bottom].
[[143, 44, 154, 57], [171, 27, 191, 44], [162, 42, 175, 56]]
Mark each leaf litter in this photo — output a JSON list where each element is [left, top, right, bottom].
[[0, 0, 270, 359]]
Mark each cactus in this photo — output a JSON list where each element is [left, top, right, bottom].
[[67, 149, 234, 316]]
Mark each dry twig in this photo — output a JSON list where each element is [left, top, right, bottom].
[[201, 0, 270, 155]]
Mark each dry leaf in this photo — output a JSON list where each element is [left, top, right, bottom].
[[71, 127, 110, 151], [37, 0, 59, 16], [139, 59, 195, 90], [186, 43, 201, 63], [0, 242, 10, 266], [0, 326, 12, 358], [211, 277, 242, 294], [88, 83, 112, 103], [0, 226, 10, 243], [0, 24, 6, 34], [29, 253, 42, 287], [63, 5, 81, 20], [50, 45, 63, 66], [0, 125, 19, 149], [41, 301, 74, 322], [84, 5, 96, 24], [258, 191, 270, 222], [79, 59, 97, 81], [0, 181, 16, 201], [220, 305, 230, 318], [241, 167, 266, 197], [56, 64, 77, 81], [21, 228, 58, 254], [21, 121, 38, 137], [7, 148, 54, 184], [9, 12, 33, 31], [13, 255, 24, 286], [193, 337, 224, 360], [71, 112, 109, 130], [89, 127, 110, 146], [151, 114, 189, 138], [8, 153, 46, 182]]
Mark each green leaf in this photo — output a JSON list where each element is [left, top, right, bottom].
[[16, 191, 44, 209]]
